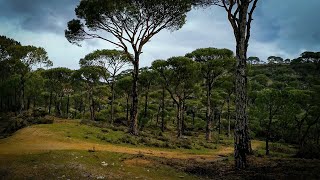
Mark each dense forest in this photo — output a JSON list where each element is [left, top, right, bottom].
[[1, 35, 319, 158], [1, 0, 320, 179]]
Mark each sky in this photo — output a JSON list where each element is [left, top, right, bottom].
[[0, 0, 319, 69]]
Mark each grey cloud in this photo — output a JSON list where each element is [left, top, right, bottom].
[[253, 0, 320, 54], [0, 0, 78, 33]]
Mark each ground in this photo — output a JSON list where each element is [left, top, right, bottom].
[[0, 119, 319, 179]]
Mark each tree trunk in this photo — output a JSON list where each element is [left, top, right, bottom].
[[67, 94, 70, 119], [218, 110, 221, 134], [19, 77, 25, 114], [177, 102, 182, 138], [161, 86, 165, 132], [266, 108, 273, 155], [192, 110, 195, 129], [33, 96, 36, 110], [181, 100, 186, 135], [110, 79, 115, 125], [49, 91, 53, 114], [156, 104, 161, 126], [206, 84, 212, 141], [27, 97, 30, 110], [89, 89, 95, 121], [227, 95, 231, 138], [130, 59, 139, 135], [234, 25, 250, 169]]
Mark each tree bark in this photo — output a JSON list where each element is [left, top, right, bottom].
[[130, 59, 139, 135], [49, 91, 53, 114], [266, 107, 273, 155], [67, 94, 70, 119], [161, 86, 165, 132], [156, 103, 161, 126], [110, 78, 115, 125], [177, 102, 183, 138], [206, 84, 212, 141], [227, 95, 231, 138], [19, 77, 25, 114], [233, 3, 252, 169]]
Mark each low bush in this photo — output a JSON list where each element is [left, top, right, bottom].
[[296, 144, 320, 159]]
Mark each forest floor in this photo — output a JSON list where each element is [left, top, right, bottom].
[[0, 119, 320, 179]]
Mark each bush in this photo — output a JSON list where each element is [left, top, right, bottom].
[[176, 138, 193, 149], [95, 110, 109, 122], [2, 114, 53, 136], [119, 134, 138, 145], [296, 144, 320, 159]]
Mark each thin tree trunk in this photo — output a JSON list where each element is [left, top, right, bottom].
[[161, 86, 165, 132], [130, 58, 139, 135], [27, 97, 30, 110], [266, 107, 273, 155], [177, 102, 182, 138], [206, 84, 212, 141], [181, 100, 186, 135], [192, 110, 195, 129], [67, 94, 70, 119], [19, 77, 25, 114], [49, 91, 52, 114], [110, 80, 115, 125], [227, 95, 231, 138], [156, 103, 160, 126], [33, 96, 36, 110]]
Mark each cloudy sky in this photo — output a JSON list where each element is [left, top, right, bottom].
[[0, 0, 319, 69]]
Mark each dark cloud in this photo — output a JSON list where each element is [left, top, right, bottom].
[[0, 0, 320, 67], [253, 0, 320, 54], [0, 0, 78, 33]]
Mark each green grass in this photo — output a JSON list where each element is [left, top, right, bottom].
[[35, 121, 230, 155], [0, 150, 199, 179]]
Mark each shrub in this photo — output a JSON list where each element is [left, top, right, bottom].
[[296, 144, 320, 159]]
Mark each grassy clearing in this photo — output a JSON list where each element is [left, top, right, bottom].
[[0, 150, 198, 180], [34, 120, 234, 155]]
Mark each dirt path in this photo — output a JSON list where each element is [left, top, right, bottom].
[[0, 123, 262, 162]]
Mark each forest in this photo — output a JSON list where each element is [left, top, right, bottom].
[[0, 0, 320, 179]]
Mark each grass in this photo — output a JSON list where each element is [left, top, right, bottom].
[[0, 150, 199, 179], [34, 120, 231, 155], [1, 119, 320, 179]]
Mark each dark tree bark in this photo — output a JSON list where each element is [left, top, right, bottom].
[[27, 97, 30, 110], [130, 59, 139, 135], [19, 77, 25, 114], [177, 102, 183, 138], [48, 91, 53, 114], [206, 84, 212, 141], [161, 86, 165, 132], [221, 0, 258, 169], [266, 106, 273, 155], [227, 95, 231, 137], [67, 94, 70, 119], [156, 103, 161, 126], [88, 87, 95, 121], [110, 75, 115, 125]]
